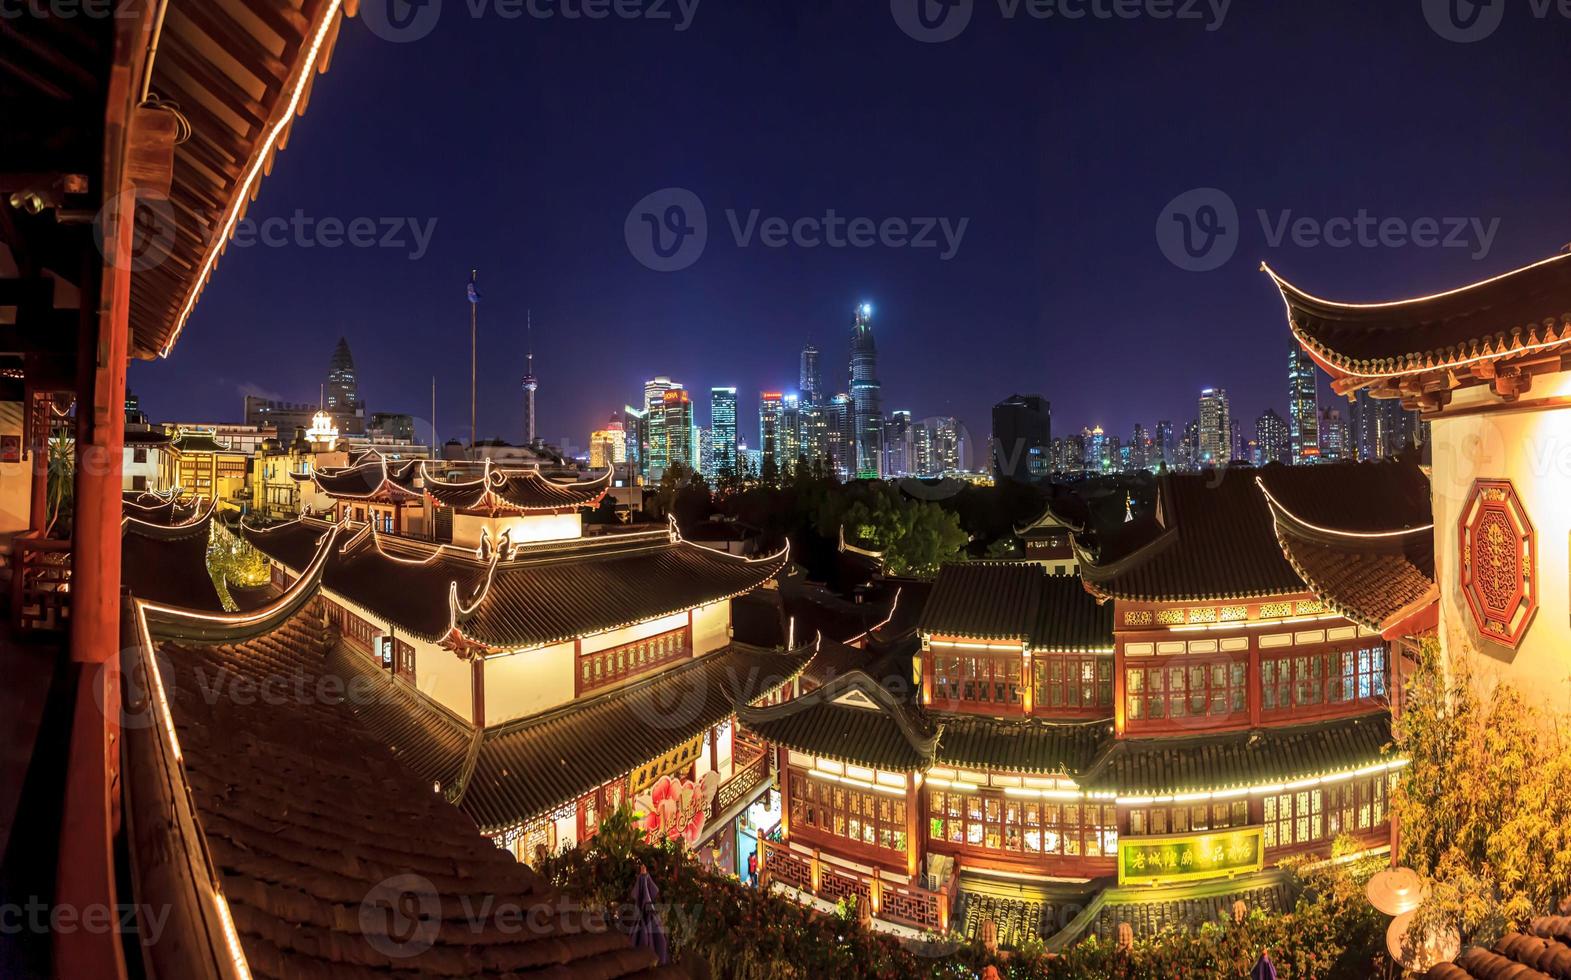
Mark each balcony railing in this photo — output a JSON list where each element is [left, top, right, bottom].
[[714, 750, 770, 816], [10, 535, 71, 633], [760, 838, 956, 933]]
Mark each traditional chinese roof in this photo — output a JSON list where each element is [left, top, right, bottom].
[[305, 456, 424, 501], [1014, 484, 1092, 536], [919, 562, 1113, 652], [171, 432, 236, 455], [1428, 916, 1571, 980], [243, 519, 789, 653], [133, 1, 360, 359], [1077, 712, 1395, 796], [423, 461, 611, 513], [1264, 253, 1571, 398], [935, 717, 1111, 776], [146, 611, 675, 978], [737, 671, 939, 773], [1076, 469, 1306, 603], [121, 498, 223, 611], [460, 642, 813, 832], [1257, 462, 1437, 635]]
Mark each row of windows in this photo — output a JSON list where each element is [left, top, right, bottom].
[[1126, 660, 1248, 722], [788, 772, 909, 854], [927, 791, 1118, 859], [579, 627, 690, 694], [931, 654, 1114, 713], [1127, 799, 1250, 837], [1262, 646, 1387, 714], [1263, 774, 1391, 848]]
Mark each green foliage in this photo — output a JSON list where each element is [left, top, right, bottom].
[[541, 806, 1387, 979], [815, 481, 969, 578], [45, 435, 74, 538], [1394, 639, 1571, 950]]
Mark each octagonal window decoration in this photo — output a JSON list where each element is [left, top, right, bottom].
[[1458, 479, 1537, 649]]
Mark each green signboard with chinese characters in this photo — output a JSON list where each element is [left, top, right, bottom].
[[1117, 827, 1264, 886]]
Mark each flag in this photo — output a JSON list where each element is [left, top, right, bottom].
[[467, 279, 480, 304]]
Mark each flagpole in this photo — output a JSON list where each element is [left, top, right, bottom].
[[469, 268, 477, 460], [431, 376, 437, 459]]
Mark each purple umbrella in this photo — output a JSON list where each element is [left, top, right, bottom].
[[1251, 950, 1279, 980], [630, 865, 669, 966]]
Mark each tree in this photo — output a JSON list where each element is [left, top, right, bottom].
[[816, 481, 968, 578]]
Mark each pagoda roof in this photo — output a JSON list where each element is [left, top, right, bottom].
[[919, 562, 1113, 652], [242, 518, 789, 653], [144, 611, 670, 977], [1257, 461, 1437, 635], [1014, 484, 1092, 536], [305, 456, 424, 501], [121, 498, 223, 612], [934, 716, 1111, 776], [461, 641, 812, 832], [423, 461, 612, 513], [738, 671, 939, 773], [1076, 468, 1306, 603], [1264, 253, 1571, 396], [171, 432, 235, 454], [1077, 712, 1394, 796]]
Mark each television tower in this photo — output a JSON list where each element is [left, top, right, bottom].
[[521, 310, 538, 446]]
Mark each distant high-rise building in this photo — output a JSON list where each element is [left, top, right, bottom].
[[1082, 426, 1106, 472], [800, 345, 823, 406], [368, 412, 416, 443], [759, 392, 784, 473], [709, 387, 738, 477], [325, 337, 365, 433], [800, 401, 828, 468], [520, 317, 538, 446], [992, 394, 1051, 483], [1198, 388, 1231, 466], [1351, 390, 1424, 461], [590, 414, 627, 469], [925, 417, 961, 475], [825, 394, 855, 479], [661, 389, 695, 472], [780, 394, 802, 468], [911, 424, 936, 477], [698, 427, 714, 480], [1256, 408, 1290, 465], [1180, 419, 1200, 470], [1319, 407, 1349, 462], [643, 377, 680, 474], [1288, 345, 1320, 462], [622, 406, 648, 480], [1130, 423, 1150, 471], [1154, 420, 1175, 469], [849, 304, 883, 478], [884, 411, 912, 477]]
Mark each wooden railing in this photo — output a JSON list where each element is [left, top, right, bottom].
[[714, 750, 769, 816], [760, 838, 955, 933], [11, 535, 71, 633]]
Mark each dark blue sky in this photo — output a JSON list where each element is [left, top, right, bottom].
[[131, 0, 1571, 462]]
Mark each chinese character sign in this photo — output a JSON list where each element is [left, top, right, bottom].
[[635, 772, 719, 849], [1117, 827, 1264, 886]]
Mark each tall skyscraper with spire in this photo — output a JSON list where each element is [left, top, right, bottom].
[[849, 303, 883, 479], [799, 344, 822, 406], [325, 337, 364, 433], [521, 312, 538, 446], [1288, 343, 1320, 462]]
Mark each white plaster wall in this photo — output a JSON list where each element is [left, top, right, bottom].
[[452, 512, 581, 548], [693, 600, 730, 654], [1430, 379, 1571, 714], [581, 610, 689, 655], [408, 634, 476, 724], [482, 641, 575, 725]]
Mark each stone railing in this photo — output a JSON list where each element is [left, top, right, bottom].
[[760, 838, 954, 933]]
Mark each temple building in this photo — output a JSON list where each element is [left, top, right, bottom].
[[245, 457, 804, 862], [746, 466, 1409, 947]]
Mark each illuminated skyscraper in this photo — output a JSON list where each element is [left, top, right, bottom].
[[758, 392, 783, 472], [1256, 408, 1290, 465], [884, 411, 912, 477], [780, 393, 802, 467], [661, 389, 695, 472], [1288, 344, 1320, 462], [589, 414, 626, 468], [622, 406, 647, 479], [325, 337, 365, 433], [849, 304, 883, 479], [1198, 388, 1231, 466], [800, 345, 822, 406], [800, 401, 827, 467], [520, 314, 538, 445], [825, 394, 854, 479], [709, 387, 738, 477], [1319, 407, 1349, 462], [992, 394, 1051, 482], [1154, 420, 1175, 469], [643, 377, 679, 474]]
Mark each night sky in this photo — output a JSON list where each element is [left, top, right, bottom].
[[130, 0, 1571, 464]]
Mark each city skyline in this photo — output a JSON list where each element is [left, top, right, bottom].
[[122, 5, 1570, 457]]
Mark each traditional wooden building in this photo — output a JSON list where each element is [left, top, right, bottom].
[[244, 463, 803, 862], [1266, 253, 1571, 711]]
